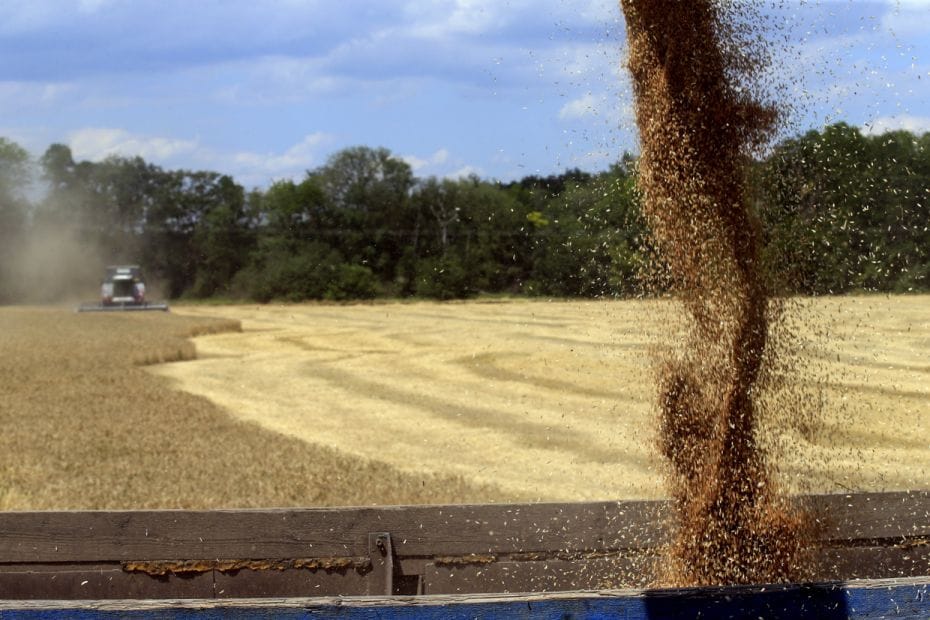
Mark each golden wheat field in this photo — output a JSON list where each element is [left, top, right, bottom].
[[1, 296, 928, 509], [0, 307, 498, 510], [158, 295, 930, 501]]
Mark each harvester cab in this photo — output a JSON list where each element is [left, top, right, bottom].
[[102, 265, 145, 305], [77, 265, 169, 312]]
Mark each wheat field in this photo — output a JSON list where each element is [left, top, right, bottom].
[[157, 295, 929, 502], [0, 307, 499, 510], [159, 299, 665, 502], [2, 296, 927, 510]]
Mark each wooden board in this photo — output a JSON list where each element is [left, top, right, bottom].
[[0, 492, 927, 600], [3, 492, 926, 562], [0, 500, 665, 563], [0, 577, 928, 618]]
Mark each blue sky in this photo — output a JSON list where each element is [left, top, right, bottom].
[[1, 0, 928, 188]]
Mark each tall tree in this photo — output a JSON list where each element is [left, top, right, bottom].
[[259, 176, 330, 242], [312, 146, 415, 279], [191, 174, 252, 297], [142, 170, 250, 297], [36, 144, 85, 227], [0, 138, 31, 302], [413, 177, 461, 253], [528, 161, 645, 297], [759, 123, 930, 294]]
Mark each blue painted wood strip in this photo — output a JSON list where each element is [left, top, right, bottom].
[[1, 579, 928, 619]]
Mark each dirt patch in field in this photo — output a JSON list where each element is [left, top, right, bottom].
[[0, 306, 502, 509]]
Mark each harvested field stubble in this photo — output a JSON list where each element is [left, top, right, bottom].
[[1, 299, 927, 510], [0, 307, 501, 510], [160, 298, 929, 504], [156, 300, 666, 502]]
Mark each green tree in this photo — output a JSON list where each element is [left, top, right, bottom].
[[414, 177, 461, 253], [36, 144, 86, 228], [259, 176, 330, 242], [0, 138, 31, 302], [861, 130, 930, 291], [759, 123, 868, 293], [527, 161, 646, 297], [453, 177, 535, 293], [312, 146, 415, 280], [190, 175, 252, 297], [81, 155, 165, 260], [409, 176, 534, 297], [36, 145, 169, 263], [141, 170, 250, 297], [758, 123, 930, 294], [235, 172, 388, 302]]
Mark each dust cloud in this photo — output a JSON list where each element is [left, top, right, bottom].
[[1, 223, 108, 304], [0, 178, 151, 305]]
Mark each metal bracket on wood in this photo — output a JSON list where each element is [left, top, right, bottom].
[[368, 531, 394, 596]]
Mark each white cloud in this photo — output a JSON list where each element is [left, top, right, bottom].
[[69, 127, 198, 162], [59, 128, 334, 187], [402, 0, 615, 41], [555, 42, 620, 80], [565, 147, 615, 172], [882, 3, 930, 36], [559, 93, 598, 120], [401, 148, 481, 181], [403, 148, 449, 172], [558, 91, 634, 131], [228, 132, 333, 180], [0, 80, 74, 111], [403, 0, 518, 39], [886, 0, 930, 7], [445, 164, 482, 179], [861, 114, 930, 135], [0, 3, 54, 35]]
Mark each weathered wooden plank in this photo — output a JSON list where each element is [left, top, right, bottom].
[[0, 492, 926, 602], [0, 564, 213, 600], [0, 509, 359, 563], [808, 491, 930, 540], [0, 577, 928, 618], [213, 566, 370, 599], [1, 493, 925, 565], [812, 545, 930, 581], [422, 555, 655, 594], [0, 544, 921, 600], [0, 491, 930, 562], [0, 500, 666, 563]]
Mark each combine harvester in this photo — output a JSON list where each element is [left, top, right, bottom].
[[0, 492, 927, 618], [77, 265, 169, 313]]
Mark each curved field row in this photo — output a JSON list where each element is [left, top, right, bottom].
[[2, 296, 927, 509], [0, 307, 498, 510], [157, 296, 930, 502]]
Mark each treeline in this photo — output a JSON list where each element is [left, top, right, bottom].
[[0, 122, 927, 303], [759, 122, 930, 294]]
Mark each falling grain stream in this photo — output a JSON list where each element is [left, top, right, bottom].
[[620, 0, 809, 585]]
